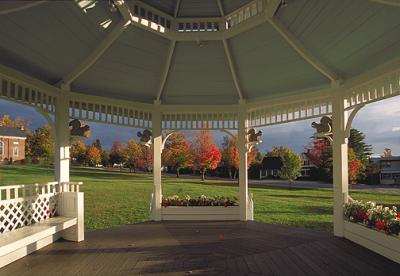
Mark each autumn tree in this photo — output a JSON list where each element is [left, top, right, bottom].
[[0, 114, 31, 133], [191, 131, 222, 181], [123, 140, 142, 172], [86, 146, 101, 167], [110, 140, 124, 168], [141, 145, 153, 171], [348, 148, 364, 184], [92, 139, 102, 151], [221, 135, 260, 179], [70, 138, 87, 165], [304, 139, 333, 181], [162, 132, 192, 177], [26, 125, 54, 165]]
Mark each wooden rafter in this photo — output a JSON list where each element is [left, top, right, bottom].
[[369, 0, 400, 7], [0, 1, 47, 15], [266, 16, 341, 83], [155, 0, 181, 102], [156, 40, 176, 102], [62, 20, 128, 86], [218, 0, 244, 100]]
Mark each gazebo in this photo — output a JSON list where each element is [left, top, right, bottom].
[[0, 0, 399, 271]]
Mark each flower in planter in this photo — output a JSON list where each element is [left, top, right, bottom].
[[375, 220, 385, 231]]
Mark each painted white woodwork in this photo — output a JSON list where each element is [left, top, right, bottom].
[[0, 1, 47, 15], [55, 91, 70, 183], [222, 39, 244, 100], [344, 221, 400, 264], [369, 0, 400, 7], [151, 104, 162, 221], [248, 193, 254, 221], [225, 0, 264, 30], [62, 19, 129, 86], [265, 17, 340, 83], [0, 217, 77, 268], [156, 40, 176, 102], [58, 192, 84, 242], [238, 102, 249, 221], [161, 206, 240, 221], [332, 95, 348, 237], [0, 181, 83, 267]]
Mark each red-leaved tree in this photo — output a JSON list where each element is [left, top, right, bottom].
[[191, 131, 222, 181]]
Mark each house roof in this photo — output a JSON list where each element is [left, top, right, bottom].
[[262, 156, 283, 170], [0, 127, 27, 138]]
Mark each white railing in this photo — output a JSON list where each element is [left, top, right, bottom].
[[0, 182, 83, 234], [248, 192, 254, 221], [225, 0, 263, 30]]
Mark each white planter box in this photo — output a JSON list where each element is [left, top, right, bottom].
[[344, 220, 400, 264], [161, 206, 240, 221]]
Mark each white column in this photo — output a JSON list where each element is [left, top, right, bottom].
[[332, 95, 349, 237], [152, 102, 162, 221], [238, 102, 248, 221], [55, 91, 70, 183]]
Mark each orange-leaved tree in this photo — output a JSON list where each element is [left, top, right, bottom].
[[162, 132, 192, 177], [191, 131, 221, 181], [86, 145, 101, 167]]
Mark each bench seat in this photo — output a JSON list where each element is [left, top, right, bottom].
[[0, 216, 76, 268]]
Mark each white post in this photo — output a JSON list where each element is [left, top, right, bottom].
[[152, 102, 162, 221], [332, 95, 349, 237], [55, 90, 70, 183], [238, 102, 249, 221]]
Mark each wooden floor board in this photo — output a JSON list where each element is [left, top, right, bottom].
[[1, 221, 399, 275]]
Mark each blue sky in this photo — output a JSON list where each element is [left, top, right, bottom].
[[0, 97, 399, 155]]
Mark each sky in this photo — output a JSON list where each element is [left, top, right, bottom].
[[0, 97, 399, 155]]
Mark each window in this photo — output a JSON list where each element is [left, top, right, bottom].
[[13, 147, 18, 157], [0, 141, 3, 156]]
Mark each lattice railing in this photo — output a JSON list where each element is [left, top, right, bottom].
[[0, 74, 57, 114], [247, 97, 332, 128], [69, 92, 153, 128], [0, 182, 82, 234], [162, 111, 238, 130], [344, 69, 400, 110]]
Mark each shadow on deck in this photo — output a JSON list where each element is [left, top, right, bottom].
[[2, 221, 399, 275]]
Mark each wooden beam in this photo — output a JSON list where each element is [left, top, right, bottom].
[[62, 20, 128, 86], [266, 16, 341, 83], [156, 40, 176, 102], [266, 0, 282, 18], [0, 1, 47, 15], [113, 0, 133, 22], [218, 0, 244, 100], [223, 39, 244, 100], [174, 0, 181, 17], [369, 0, 400, 7]]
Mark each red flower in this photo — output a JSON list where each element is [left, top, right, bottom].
[[375, 220, 385, 231], [396, 213, 400, 219]]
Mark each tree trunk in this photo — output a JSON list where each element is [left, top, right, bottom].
[[201, 169, 206, 181], [228, 168, 232, 179], [176, 168, 180, 178], [233, 169, 238, 179]]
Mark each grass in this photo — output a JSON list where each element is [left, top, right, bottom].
[[1, 164, 399, 232]]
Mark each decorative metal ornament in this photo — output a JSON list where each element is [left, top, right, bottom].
[[311, 116, 333, 143], [69, 119, 90, 138], [246, 128, 262, 152], [137, 129, 153, 148]]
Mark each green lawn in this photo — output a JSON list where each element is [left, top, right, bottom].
[[1, 164, 399, 232]]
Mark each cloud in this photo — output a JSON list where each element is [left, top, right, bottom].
[[392, 127, 400, 132]]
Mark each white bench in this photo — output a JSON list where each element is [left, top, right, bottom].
[[0, 216, 76, 267], [0, 183, 84, 268]]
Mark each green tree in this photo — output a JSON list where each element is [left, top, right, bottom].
[[26, 125, 54, 165], [101, 149, 110, 167], [348, 128, 372, 162], [278, 147, 302, 183]]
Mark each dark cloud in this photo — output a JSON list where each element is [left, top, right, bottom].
[[1, 96, 399, 154]]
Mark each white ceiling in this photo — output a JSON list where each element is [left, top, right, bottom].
[[0, 0, 399, 105]]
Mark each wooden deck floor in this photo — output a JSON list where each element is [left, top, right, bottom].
[[2, 221, 399, 275]]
